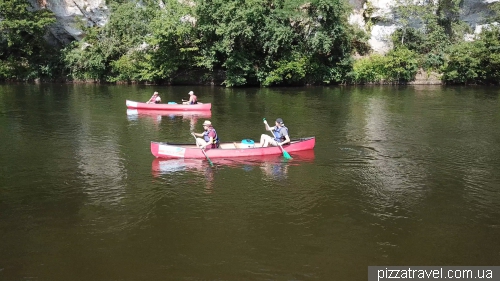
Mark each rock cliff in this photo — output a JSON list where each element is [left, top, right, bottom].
[[29, 0, 109, 45], [348, 0, 499, 53]]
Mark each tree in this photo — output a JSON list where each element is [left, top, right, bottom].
[[195, 0, 353, 86], [0, 0, 56, 79], [62, 1, 157, 81]]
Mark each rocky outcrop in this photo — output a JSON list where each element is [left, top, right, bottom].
[[348, 0, 500, 53], [29, 0, 109, 45]]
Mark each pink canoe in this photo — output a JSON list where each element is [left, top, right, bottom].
[[127, 109, 212, 118], [151, 137, 315, 159], [126, 100, 211, 111]]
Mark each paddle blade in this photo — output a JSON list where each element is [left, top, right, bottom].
[[282, 149, 292, 159]]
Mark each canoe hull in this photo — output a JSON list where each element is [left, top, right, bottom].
[[126, 100, 211, 111], [151, 137, 315, 159], [127, 109, 212, 118]]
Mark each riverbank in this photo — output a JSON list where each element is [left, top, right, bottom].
[[3, 69, 444, 86]]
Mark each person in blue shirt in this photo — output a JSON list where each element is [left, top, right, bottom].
[[260, 118, 290, 147]]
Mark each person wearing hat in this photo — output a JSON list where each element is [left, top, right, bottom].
[[260, 118, 290, 147], [146, 91, 161, 104], [182, 90, 198, 105], [192, 120, 220, 149]]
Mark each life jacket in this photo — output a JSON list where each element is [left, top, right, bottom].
[[203, 128, 220, 148], [272, 125, 288, 142], [148, 95, 157, 103], [190, 95, 198, 104]]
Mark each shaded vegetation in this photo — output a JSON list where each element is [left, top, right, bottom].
[[0, 0, 57, 80]]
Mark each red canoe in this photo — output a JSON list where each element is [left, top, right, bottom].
[[126, 100, 211, 111], [151, 137, 315, 159]]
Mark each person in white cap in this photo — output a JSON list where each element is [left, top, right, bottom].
[[146, 91, 161, 104], [260, 118, 290, 147], [182, 90, 198, 105], [192, 120, 219, 149]]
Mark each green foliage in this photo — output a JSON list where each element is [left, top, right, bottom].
[[351, 54, 387, 83], [436, 0, 461, 36], [350, 47, 418, 84], [61, 28, 115, 81], [262, 54, 307, 86], [392, 0, 450, 54], [384, 47, 419, 82], [441, 26, 500, 84], [441, 41, 482, 84], [392, 28, 425, 52], [422, 52, 445, 70], [0, 0, 57, 80], [450, 21, 473, 42], [145, 0, 199, 82], [62, 0, 202, 83], [488, 2, 500, 22], [350, 25, 371, 56], [3, 0, 495, 86], [62, 1, 156, 81], [195, 0, 354, 86], [390, 0, 469, 74]]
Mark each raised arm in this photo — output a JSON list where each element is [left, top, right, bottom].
[[263, 120, 275, 132]]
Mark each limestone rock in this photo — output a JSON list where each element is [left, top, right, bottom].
[[29, 0, 109, 45]]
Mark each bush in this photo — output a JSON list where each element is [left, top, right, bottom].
[[351, 47, 418, 84], [351, 54, 387, 83], [385, 47, 419, 82], [441, 26, 500, 84]]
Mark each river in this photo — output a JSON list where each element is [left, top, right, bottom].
[[0, 84, 499, 280]]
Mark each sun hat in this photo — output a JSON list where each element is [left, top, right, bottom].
[[203, 120, 212, 126], [188, 91, 194, 95], [276, 118, 284, 124]]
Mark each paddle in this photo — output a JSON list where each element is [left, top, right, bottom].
[[263, 118, 292, 159], [192, 133, 214, 166]]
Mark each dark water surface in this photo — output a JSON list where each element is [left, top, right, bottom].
[[1, 84, 499, 280]]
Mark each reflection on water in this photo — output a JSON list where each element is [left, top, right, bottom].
[[151, 149, 315, 183], [260, 160, 289, 180], [127, 109, 212, 131]]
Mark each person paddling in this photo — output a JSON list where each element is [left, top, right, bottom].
[[182, 91, 198, 105], [146, 91, 161, 104], [192, 120, 219, 149], [260, 118, 290, 147]]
